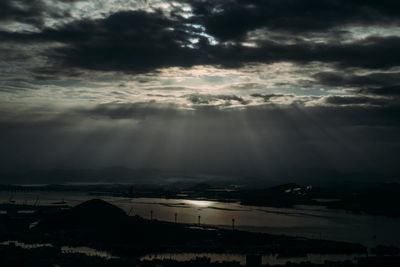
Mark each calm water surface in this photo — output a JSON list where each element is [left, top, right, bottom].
[[0, 191, 399, 247]]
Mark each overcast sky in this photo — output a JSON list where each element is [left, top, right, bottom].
[[0, 0, 399, 184]]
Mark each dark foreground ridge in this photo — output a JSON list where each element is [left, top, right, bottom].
[[2, 199, 398, 266]]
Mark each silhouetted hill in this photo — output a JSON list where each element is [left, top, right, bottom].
[[69, 199, 127, 220], [37, 199, 127, 230]]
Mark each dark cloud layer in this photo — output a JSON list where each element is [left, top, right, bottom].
[[251, 93, 294, 102], [49, 10, 204, 73], [314, 72, 400, 88], [1, 2, 400, 74], [359, 86, 400, 96], [323, 95, 387, 106], [186, 94, 249, 105], [189, 0, 400, 41], [3, 26, 400, 73], [0, 10, 204, 73], [0, 0, 70, 28], [0, 0, 46, 27], [314, 71, 400, 98]]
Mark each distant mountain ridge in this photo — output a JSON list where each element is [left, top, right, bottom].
[[0, 167, 197, 185]]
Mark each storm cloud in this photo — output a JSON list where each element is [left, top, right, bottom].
[[189, 0, 400, 40], [0, 0, 399, 184], [1, 1, 400, 73]]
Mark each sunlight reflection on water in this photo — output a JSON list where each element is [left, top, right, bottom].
[[184, 200, 213, 207]]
